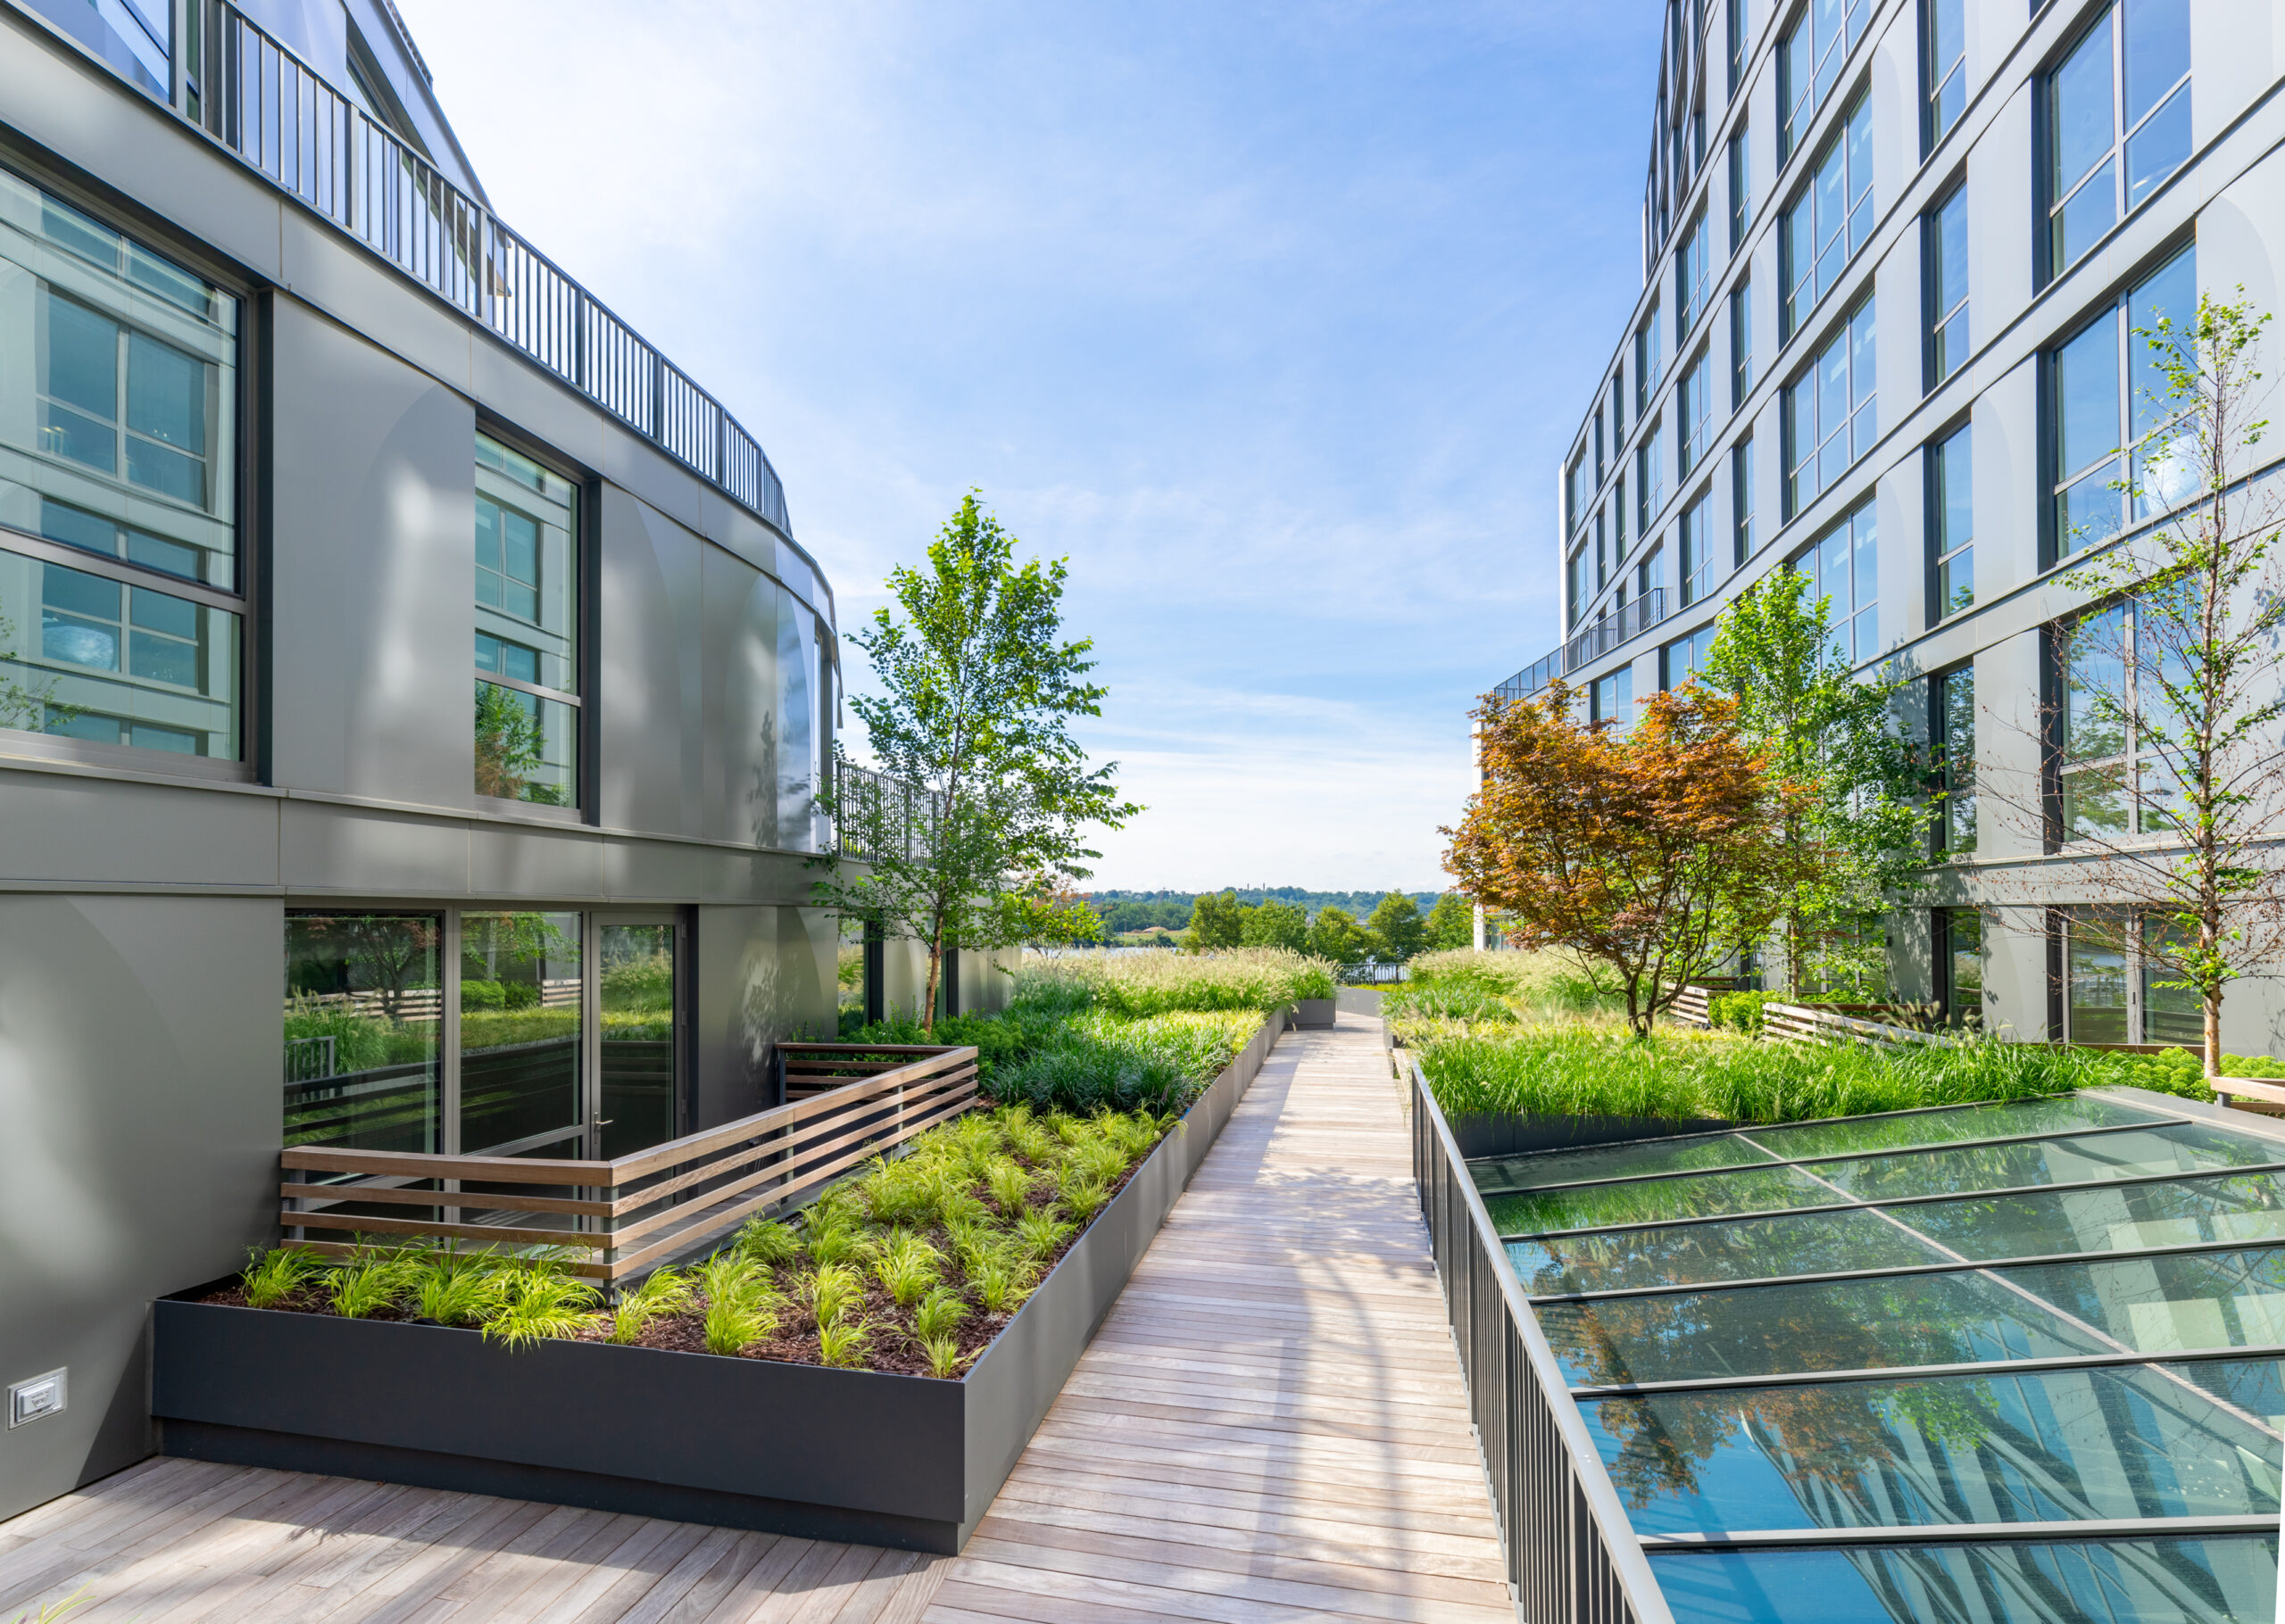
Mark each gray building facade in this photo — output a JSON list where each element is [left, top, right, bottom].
[[1507, 0, 2285, 1054], [0, 0, 991, 1525]]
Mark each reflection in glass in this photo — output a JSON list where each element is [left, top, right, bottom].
[[1473, 1135, 1775, 1197], [1508, 1208, 1945, 1297], [599, 923, 677, 1160], [1543, 1268, 2108, 1388], [284, 914, 441, 1153], [472, 433, 578, 806], [1489, 1164, 1831, 1239], [1653, 1534, 2274, 1624], [1747, 1097, 2156, 1162], [1893, 1172, 2285, 1262], [1998, 1248, 2285, 1355], [1594, 1359, 2282, 1536], [474, 680, 575, 806], [2144, 916, 2206, 1046], [1816, 1123, 2273, 1202], [460, 912, 582, 1156], [2069, 919, 2132, 1042]]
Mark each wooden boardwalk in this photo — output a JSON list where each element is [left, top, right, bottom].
[[0, 1014, 1509, 1624]]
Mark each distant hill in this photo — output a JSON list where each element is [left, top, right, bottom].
[[1084, 888, 1447, 935]]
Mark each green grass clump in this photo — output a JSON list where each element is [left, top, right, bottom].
[[607, 1266, 690, 1345], [240, 1246, 320, 1309], [1418, 1025, 2128, 1124], [483, 1257, 600, 1349]]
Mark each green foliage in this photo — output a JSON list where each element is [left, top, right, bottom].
[[1184, 890, 1244, 951], [413, 1242, 509, 1327], [1013, 1208, 1076, 1260], [702, 1293, 770, 1356], [736, 1217, 804, 1267], [1418, 1025, 2130, 1124], [1708, 990, 1780, 1033], [240, 1247, 320, 1310], [873, 1231, 943, 1305], [921, 1334, 968, 1379], [1367, 892, 1428, 960], [607, 1266, 691, 1345], [1306, 906, 1378, 964], [482, 1258, 600, 1350], [473, 682, 565, 806], [812, 492, 1139, 1032], [914, 1285, 969, 1341], [328, 1247, 411, 1320], [1425, 892, 1475, 952], [968, 1252, 1034, 1313], [817, 1318, 873, 1368], [1238, 897, 1309, 953], [1698, 568, 1929, 994]]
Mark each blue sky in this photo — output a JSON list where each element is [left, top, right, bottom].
[[395, 0, 1664, 891]]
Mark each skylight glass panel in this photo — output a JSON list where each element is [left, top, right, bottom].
[[1742, 1094, 2163, 1159], [1487, 1164, 1834, 1237], [1508, 1206, 1946, 1297], [1812, 1123, 2277, 1202], [1892, 1172, 2285, 1261], [1471, 1133, 1778, 1196]]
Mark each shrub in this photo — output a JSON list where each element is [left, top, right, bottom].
[[1708, 990, 1779, 1033]]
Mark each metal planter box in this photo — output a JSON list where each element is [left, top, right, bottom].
[[153, 1014, 1283, 1554], [1292, 997, 1335, 1028]]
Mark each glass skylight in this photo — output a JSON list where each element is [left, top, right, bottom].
[[1473, 1090, 2285, 1624]]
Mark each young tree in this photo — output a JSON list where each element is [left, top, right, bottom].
[[1445, 683, 1797, 1033], [1367, 892, 1427, 960], [1184, 891, 1244, 951], [1424, 892, 1475, 952], [815, 493, 1137, 1031], [1697, 569, 1926, 998], [1305, 906, 1376, 964], [2017, 294, 2285, 1079], [0, 616, 74, 733]]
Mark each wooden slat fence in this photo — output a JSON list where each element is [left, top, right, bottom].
[[278, 1044, 978, 1282]]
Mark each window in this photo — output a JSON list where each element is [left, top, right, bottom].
[[1592, 665, 1634, 733], [1568, 544, 1590, 627], [2059, 599, 2181, 841], [1636, 308, 1663, 412], [1566, 447, 1589, 535], [2050, 244, 2196, 559], [1615, 477, 1629, 559], [2060, 909, 2200, 1045], [1937, 907, 1983, 1028], [0, 170, 242, 763], [1611, 371, 1626, 439], [1681, 493, 1716, 604], [1638, 542, 1663, 604], [1726, 0, 1749, 95], [1638, 421, 1666, 529], [1663, 619, 1718, 688], [1782, 94, 1873, 336], [1595, 410, 1607, 482], [1799, 497, 1876, 665], [1677, 214, 1711, 335], [474, 433, 580, 807], [1728, 130, 1753, 251], [1927, 184, 1970, 385], [1933, 663, 1975, 858], [1778, 0, 1872, 160], [1732, 436, 1757, 563], [1597, 511, 1609, 589], [1926, 0, 1966, 147], [1784, 299, 1876, 516], [1679, 354, 1711, 476], [1730, 281, 1754, 407], [1929, 422, 1973, 619], [286, 909, 685, 1161], [2048, 0, 2191, 277]]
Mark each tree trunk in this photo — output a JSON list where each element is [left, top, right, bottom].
[[2206, 984, 2224, 1082], [921, 919, 943, 1037]]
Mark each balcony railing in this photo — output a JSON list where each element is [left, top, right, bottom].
[[1489, 587, 1672, 705], [20, 0, 792, 539], [829, 758, 933, 864]]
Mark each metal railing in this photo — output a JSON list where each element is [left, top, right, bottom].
[[1563, 586, 1668, 675], [1410, 1060, 1672, 1624], [1489, 588, 1673, 706], [829, 758, 934, 864], [93, 0, 792, 536]]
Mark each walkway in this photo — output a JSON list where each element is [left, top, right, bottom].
[[0, 1014, 1509, 1624]]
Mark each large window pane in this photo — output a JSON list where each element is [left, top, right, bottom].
[[1929, 188, 1968, 384], [459, 911, 583, 1156], [600, 922, 677, 1160], [2070, 922, 2132, 1042], [2052, 15, 2116, 196], [2048, 1, 2192, 275], [1474, 1135, 1777, 1198], [0, 546, 237, 757], [1508, 1207, 1947, 1297], [1595, 1360, 2281, 1539], [1899, 1172, 2285, 1260], [1, 170, 237, 592], [285, 914, 442, 1154], [1815, 1123, 2273, 1203], [473, 433, 579, 806], [1749, 1096, 2156, 1161], [1488, 1164, 1834, 1238], [2144, 915, 2205, 1045], [1998, 1247, 2285, 1354], [474, 680, 575, 806]]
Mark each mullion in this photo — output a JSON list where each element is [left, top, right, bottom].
[[1497, 1156, 2285, 1244], [476, 668, 581, 708], [1478, 1114, 2168, 1200], [1566, 1338, 2285, 1400], [1527, 1232, 2285, 1306], [0, 523, 243, 612], [1640, 1515, 2280, 1551]]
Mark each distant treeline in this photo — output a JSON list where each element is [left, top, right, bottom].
[[1086, 889, 1443, 935]]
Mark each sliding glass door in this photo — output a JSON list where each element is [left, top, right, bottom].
[[286, 907, 684, 1161]]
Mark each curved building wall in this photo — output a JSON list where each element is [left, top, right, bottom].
[[0, 0, 847, 1520]]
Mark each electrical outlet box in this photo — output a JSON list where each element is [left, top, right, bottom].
[[8, 1369, 65, 1428]]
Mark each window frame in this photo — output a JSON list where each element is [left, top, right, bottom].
[[1781, 89, 1874, 339], [1730, 279, 1754, 409], [1777, 0, 1874, 162], [1677, 211, 1712, 336], [1782, 297, 1877, 519], [1924, 0, 1967, 152], [1681, 489, 1717, 605], [1931, 660, 1976, 860], [2041, 0, 2192, 282], [1791, 494, 1878, 667], [2056, 907, 2202, 1047], [1926, 418, 1973, 624], [0, 161, 255, 783], [1924, 179, 1970, 389], [1679, 350, 1713, 476], [2054, 596, 2180, 847]]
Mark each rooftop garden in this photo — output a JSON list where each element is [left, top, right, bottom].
[[1392, 949, 2269, 1123]]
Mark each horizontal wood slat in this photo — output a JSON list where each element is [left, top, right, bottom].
[[280, 1045, 982, 1282]]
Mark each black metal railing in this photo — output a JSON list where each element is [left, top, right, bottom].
[[39, 0, 794, 539], [829, 758, 930, 864], [1410, 1061, 1672, 1624]]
